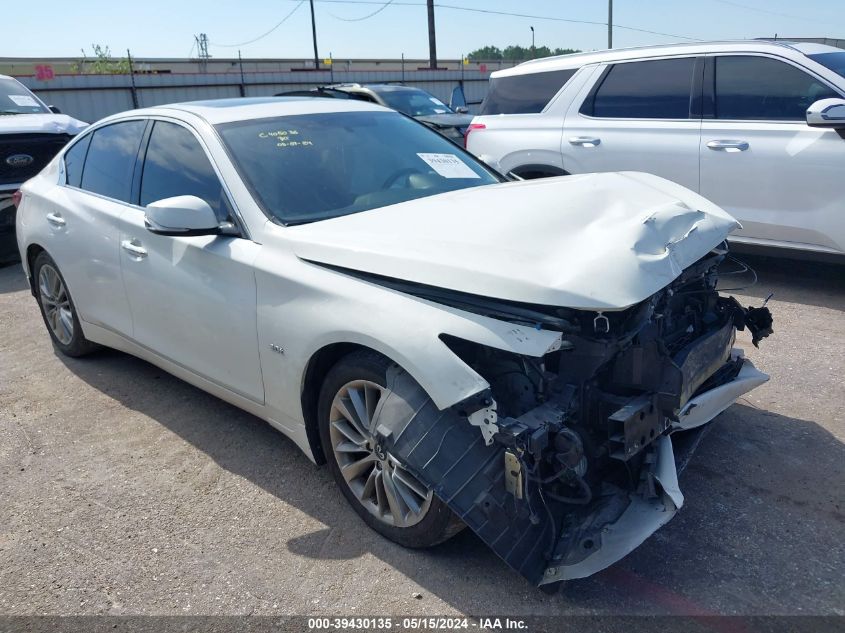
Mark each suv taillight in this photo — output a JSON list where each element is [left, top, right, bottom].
[[464, 123, 486, 149], [11, 190, 22, 208]]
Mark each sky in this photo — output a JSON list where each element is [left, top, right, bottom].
[[6, 0, 845, 60]]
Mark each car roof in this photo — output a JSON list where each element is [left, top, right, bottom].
[[491, 40, 844, 77], [99, 96, 390, 125]]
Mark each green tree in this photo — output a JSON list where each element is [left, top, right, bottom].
[[468, 44, 580, 62], [71, 45, 131, 75], [467, 46, 503, 61]]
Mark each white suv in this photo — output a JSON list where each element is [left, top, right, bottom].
[[467, 41, 845, 256]]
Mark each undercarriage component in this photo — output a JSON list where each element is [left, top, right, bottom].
[[375, 363, 711, 585], [503, 450, 524, 499]]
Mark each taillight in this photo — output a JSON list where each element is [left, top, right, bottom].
[[11, 190, 22, 208], [464, 122, 486, 149]]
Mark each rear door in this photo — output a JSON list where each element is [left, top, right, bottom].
[[562, 56, 702, 192], [118, 119, 264, 403], [43, 120, 146, 335], [699, 54, 844, 252]]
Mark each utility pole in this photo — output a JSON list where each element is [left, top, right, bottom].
[[530, 26, 535, 58], [195, 33, 210, 72], [427, 0, 437, 69], [607, 0, 613, 49], [309, 0, 320, 69]]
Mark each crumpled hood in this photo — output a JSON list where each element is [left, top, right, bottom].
[[0, 113, 88, 135], [287, 171, 741, 310], [414, 113, 474, 129]]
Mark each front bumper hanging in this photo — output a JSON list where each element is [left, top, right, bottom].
[[374, 353, 768, 585]]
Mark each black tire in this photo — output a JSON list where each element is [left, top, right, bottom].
[[318, 350, 463, 548], [32, 251, 98, 357]]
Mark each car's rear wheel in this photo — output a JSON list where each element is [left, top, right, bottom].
[[33, 251, 97, 357], [318, 350, 462, 548]]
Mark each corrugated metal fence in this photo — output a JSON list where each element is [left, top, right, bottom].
[[18, 69, 492, 124]]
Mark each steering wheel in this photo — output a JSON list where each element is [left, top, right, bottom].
[[381, 167, 426, 190]]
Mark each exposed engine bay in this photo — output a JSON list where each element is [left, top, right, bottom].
[[353, 245, 773, 586]]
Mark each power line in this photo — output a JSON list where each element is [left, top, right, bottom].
[[331, 0, 397, 22], [436, 4, 703, 41], [708, 0, 834, 25], [289, 0, 702, 41], [211, 1, 306, 48]]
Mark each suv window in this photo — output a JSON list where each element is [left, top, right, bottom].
[[140, 121, 231, 221], [585, 57, 696, 119], [79, 121, 146, 202], [480, 69, 577, 115], [714, 56, 839, 121], [64, 134, 91, 188]]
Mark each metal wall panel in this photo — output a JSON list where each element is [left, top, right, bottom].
[[19, 70, 492, 123]]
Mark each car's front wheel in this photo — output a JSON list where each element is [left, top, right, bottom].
[[33, 251, 97, 357], [318, 350, 462, 548]]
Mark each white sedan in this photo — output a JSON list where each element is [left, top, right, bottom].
[[15, 97, 773, 587]]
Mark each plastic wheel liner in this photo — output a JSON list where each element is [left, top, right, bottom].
[[372, 349, 766, 585]]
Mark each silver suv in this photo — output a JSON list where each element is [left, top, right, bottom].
[[466, 41, 845, 256]]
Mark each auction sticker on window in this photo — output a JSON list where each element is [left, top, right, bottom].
[[417, 153, 480, 179], [8, 95, 39, 107]]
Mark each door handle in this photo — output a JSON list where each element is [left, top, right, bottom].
[[706, 140, 749, 152], [121, 239, 148, 259], [46, 212, 66, 227], [569, 136, 601, 147]]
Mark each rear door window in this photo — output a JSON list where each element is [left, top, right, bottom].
[[140, 121, 231, 221], [79, 121, 146, 202], [480, 69, 577, 114], [714, 55, 839, 121], [584, 57, 696, 119], [64, 134, 91, 188]]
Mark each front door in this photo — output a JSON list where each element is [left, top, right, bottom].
[[118, 119, 264, 403], [699, 54, 844, 253]]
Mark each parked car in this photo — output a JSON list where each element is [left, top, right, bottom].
[[0, 74, 86, 263], [466, 40, 845, 257], [16, 97, 773, 587], [276, 83, 473, 144]]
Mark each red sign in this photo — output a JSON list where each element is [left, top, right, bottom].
[[35, 65, 55, 81], [479, 63, 488, 74]]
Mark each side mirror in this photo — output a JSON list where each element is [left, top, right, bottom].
[[48, 105, 62, 114], [454, 106, 470, 114], [806, 98, 845, 129], [144, 195, 225, 237]]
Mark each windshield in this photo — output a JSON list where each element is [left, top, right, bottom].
[[808, 52, 845, 80], [375, 88, 453, 116], [217, 111, 500, 225], [0, 77, 48, 114]]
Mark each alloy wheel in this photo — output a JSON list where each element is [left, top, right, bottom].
[[38, 264, 74, 345], [329, 379, 433, 528]]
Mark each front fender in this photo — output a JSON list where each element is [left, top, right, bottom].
[[254, 246, 562, 424]]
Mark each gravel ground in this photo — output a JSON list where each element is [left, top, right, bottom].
[[0, 254, 843, 617]]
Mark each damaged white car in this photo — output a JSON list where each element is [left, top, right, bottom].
[[15, 98, 773, 587]]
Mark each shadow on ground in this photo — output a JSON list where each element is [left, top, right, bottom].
[[722, 253, 845, 310]]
